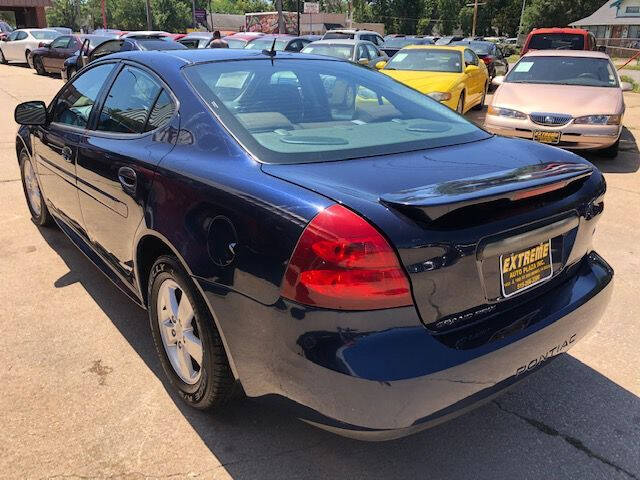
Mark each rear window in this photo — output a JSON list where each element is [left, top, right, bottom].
[[528, 33, 584, 50], [137, 39, 187, 50], [324, 32, 354, 39], [225, 38, 247, 48], [32, 30, 59, 40], [385, 49, 462, 72], [245, 38, 290, 51], [302, 43, 353, 60], [184, 58, 488, 164]]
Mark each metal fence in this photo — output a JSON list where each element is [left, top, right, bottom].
[[597, 37, 640, 59]]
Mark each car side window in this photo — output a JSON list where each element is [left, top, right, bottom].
[[375, 35, 384, 46], [97, 65, 162, 134], [50, 36, 71, 49], [357, 44, 369, 60], [365, 44, 379, 58], [180, 39, 199, 49], [464, 49, 478, 66], [16, 31, 28, 41], [8, 30, 20, 41], [50, 63, 115, 128], [145, 90, 175, 131]]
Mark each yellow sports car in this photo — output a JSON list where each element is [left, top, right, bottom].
[[378, 45, 489, 114]]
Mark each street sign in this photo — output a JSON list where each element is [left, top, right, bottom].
[[194, 8, 207, 25], [304, 2, 320, 14]]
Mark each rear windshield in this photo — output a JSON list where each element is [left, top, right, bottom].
[[528, 33, 584, 50], [137, 39, 187, 50], [184, 58, 488, 164], [506, 56, 618, 87], [324, 32, 354, 39], [302, 43, 353, 60], [385, 49, 462, 72], [245, 38, 290, 51], [82, 35, 113, 49], [383, 37, 420, 48], [225, 38, 247, 48], [32, 30, 59, 40], [452, 41, 493, 54]]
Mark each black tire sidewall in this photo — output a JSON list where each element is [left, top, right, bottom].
[[34, 56, 44, 74], [148, 255, 229, 409], [19, 149, 49, 226]]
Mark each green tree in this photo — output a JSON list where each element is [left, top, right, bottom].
[[46, 0, 85, 30], [521, 0, 602, 35], [437, 0, 461, 35]]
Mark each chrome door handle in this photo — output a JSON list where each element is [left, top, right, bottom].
[[61, 146, 73, 163], [118, 166, 137, 194]]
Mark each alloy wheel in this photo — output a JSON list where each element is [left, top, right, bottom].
[[22, 157, 42, 217], [156, 279, 203, 384]]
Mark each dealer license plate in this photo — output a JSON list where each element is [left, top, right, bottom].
[[500, 240, 553, 297], [532, 131, 561, 144]]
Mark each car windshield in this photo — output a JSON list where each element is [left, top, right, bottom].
[[32, 30, 59, 40], [225, 38, 247, 48], [506, 56, 618, 87], [245, 38, 290, 51], [452, 41, 493, 54], [383, 37, 421, 48], [302, 43, 353, 60], [385, 49, 462, 72], [184, 58, 488, 164], [528, 33, 584, 50]]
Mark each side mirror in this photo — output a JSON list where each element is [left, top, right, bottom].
[[621, 81, 634, 92], [358, 57, 369, 65], [465, 64, 479, 73], [492, 75, 505, 86], [375, 60, 387, 70], [15, 100, 47, 126]]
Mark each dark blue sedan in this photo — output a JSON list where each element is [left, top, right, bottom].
[[14, 49, 613, 440]]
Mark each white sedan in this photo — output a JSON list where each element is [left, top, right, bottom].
[[0, 29, 59, 64]]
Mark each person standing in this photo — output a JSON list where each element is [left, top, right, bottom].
[[208, 30, 229, 48]]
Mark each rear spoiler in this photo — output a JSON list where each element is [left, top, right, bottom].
[[379, 162, 593, 221]]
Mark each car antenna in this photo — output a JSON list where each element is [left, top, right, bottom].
[[262, 37, 277, 64]]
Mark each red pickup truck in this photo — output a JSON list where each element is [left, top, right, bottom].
[[521, 28, 597, 55]]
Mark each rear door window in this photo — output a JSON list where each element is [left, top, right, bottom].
[[97, 65, 163, 134], [50, 36, 71, 49]]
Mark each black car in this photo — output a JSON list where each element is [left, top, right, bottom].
[[451, 40, 509, 80], [15, 49, 613, 440], [61, 36, 186, 81], [379, 35, 434, 57]]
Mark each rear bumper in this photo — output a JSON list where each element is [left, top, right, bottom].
[[198, 252, 613, 439], [484, 115, 621, 150]]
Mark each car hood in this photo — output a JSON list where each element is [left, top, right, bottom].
[[382, 70, 461, 93], [493, 82, 624, 115]]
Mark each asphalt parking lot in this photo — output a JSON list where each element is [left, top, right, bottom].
[[1, 63, 639, 480]]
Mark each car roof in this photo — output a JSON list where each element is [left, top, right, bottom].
[[404, 45, 467, 52], [21, 28, 58, 33], [306, 39, 367, 46], [523, 50, 609, 59], [529, 27, 588, 35], [325, 29, 379, 35], [183, 32, 213, 38]]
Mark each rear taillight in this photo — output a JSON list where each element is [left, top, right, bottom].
[[281, 204, 413, 310], [482, 56, 494, 64]]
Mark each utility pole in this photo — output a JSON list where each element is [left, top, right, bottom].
[[145, 0, 153, 30], [297, 0, 300, 35], [466, 0, 486, 37], [101, 0, 107, 28], [276, 0, 285, 33], [191, 0, 197, 29], [518, 0, 527, 36]]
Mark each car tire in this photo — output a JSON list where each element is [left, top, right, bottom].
[[456, 91, 465, 114], [33, 56, 45, 75], [25, 50, 30, 64], [19, 148, 53, 227], [599, 139, 619, 158], [0, 48, 6, 64], [148, 255, 237, 410], [473, 83, 488, 110]]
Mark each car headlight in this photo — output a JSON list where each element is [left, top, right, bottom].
[[573, 114, 621, 125], [427, 92, 452, 101], [487, 105, 528, 120]]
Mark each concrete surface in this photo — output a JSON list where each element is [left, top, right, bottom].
[[0, 64, 638, 480]]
